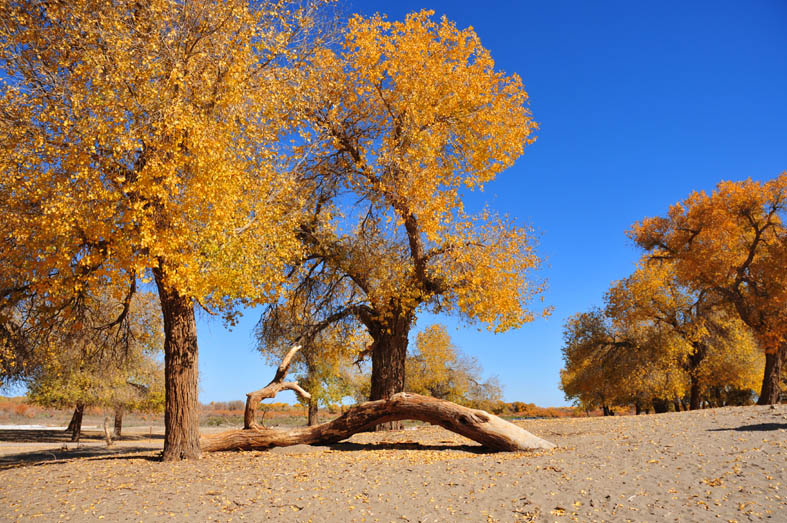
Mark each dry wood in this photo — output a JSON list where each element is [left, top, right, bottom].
[[210, 344, 556, 453], [204, 392, 555, 452], [103, 416, 113, 447], [243, 345, 311, 429]]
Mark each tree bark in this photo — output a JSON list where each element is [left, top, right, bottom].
[[155, 268, 200, 461], [202, 393, 556, 453], [308, 398, 319, 426], [69, 403, 84, 442], [370, 316, 410, 431], [113, 407, 123, 438], [757, 346, 784, 405]]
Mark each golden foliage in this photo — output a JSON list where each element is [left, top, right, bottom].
[[0, 0, 326, 317], [295, 10, 545, 337], [630, 173, 787, 352]]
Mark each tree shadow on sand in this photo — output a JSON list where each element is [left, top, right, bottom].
[[0, 429, 164, 443], [0, 445, 160, 470], [708, 423, 787, 432]]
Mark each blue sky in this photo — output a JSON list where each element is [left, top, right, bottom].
[[196, 0, 787, 407]]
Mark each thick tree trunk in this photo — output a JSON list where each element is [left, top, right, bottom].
[[113, 408, 123, 438], [69, 403, 84, 442], [370, 316, 410, 431], [757, 346, 784, 405], [202, 393, 556, 453], [155, 269, 200, 461], [308, 398, 319, 426]]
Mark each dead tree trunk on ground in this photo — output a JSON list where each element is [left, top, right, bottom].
[[205, 345, 555, 453]]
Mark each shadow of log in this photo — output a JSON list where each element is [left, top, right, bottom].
[[324, 441, 494, 454], [708, 423, 787, 432], [0, 429, 164, 443], [0, 446, 159, 470]]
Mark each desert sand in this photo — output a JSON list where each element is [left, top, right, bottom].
[[1, 404, 785, 521]]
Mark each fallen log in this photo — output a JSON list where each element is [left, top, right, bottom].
[[202, 392, 556, 452]]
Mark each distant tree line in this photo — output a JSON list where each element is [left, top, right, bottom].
[[562, 175, 787, 414]]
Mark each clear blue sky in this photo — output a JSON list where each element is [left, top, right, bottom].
[[197, 0, 787, 407]]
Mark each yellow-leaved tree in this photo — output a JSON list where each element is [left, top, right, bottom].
[[606, 259, 761, 409], [406, 324, 501, 406], [0, 0, 332, 459], [293, 11, 545, 408], [630, 174, 787, 404]]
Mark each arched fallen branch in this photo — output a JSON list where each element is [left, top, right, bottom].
[[204, 345, 555, 452], [202, 391, 556, 452]]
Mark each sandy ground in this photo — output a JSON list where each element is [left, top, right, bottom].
[[1, 404, 785, 522]]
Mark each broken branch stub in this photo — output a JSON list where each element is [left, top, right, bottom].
[[244, 345, 311, 429]]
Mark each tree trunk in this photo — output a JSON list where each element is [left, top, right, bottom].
[[308, 398, 319, 426], [687, 342, 707, 410], [635, 402, 641, 415], [65, 404, 81, 433], [688, 376, 701, 410], [652, 398, 669, 414], [113, 408, 123, 438], [757, 346, 785, 405], [155, 268, 200, 461], [202, 393, 556, 453], [370, 316, 410, 431], [69, 403, 84, 442]]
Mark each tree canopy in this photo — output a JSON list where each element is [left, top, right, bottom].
[[290, 10, 545, 404], [630, 173, 787, 403]]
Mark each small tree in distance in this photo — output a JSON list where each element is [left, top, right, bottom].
[[406, 324, 503, 408]]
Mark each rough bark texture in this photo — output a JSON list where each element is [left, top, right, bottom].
[[202, 393, 556, 453], [308, 398, 319, 426], [113, 408, 123, 438], [370, 317, 410, 431], [69, 403, 84, 442], [757, 347, 784, 405], [244, 345, 311, 429], [155, 269, 201, 461]]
